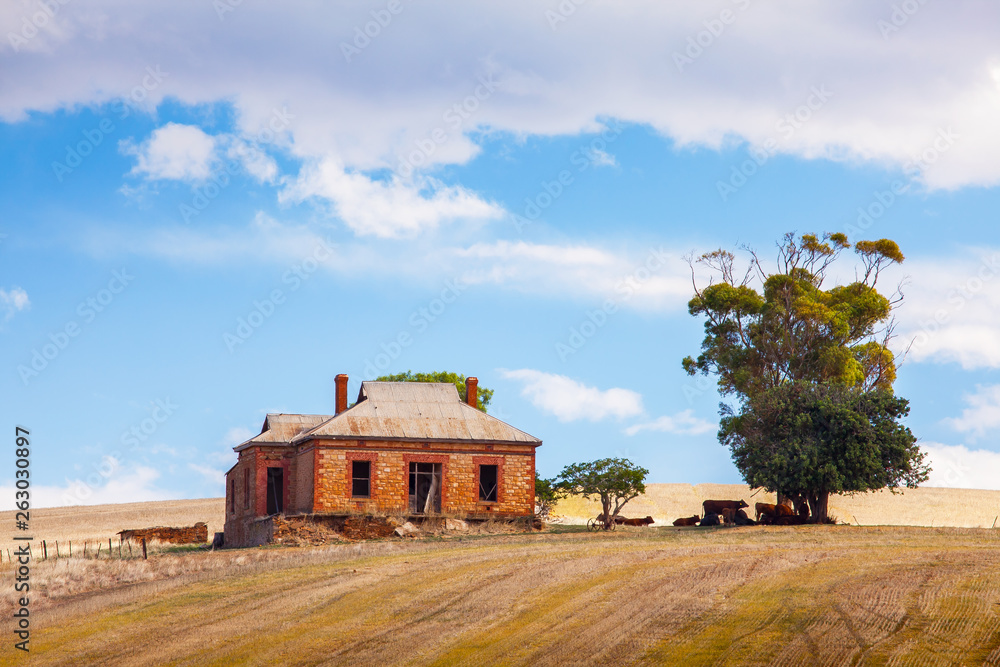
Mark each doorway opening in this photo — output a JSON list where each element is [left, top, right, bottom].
[[408, 462, 442, 514], [266, 467, 284, 515]]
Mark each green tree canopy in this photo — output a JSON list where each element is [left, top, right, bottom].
[[534, 476, 568, 521], [720, 382, 928, 521], [683, 232, 903, 398], [374, 370, 493, 412], [556, 458, 648, 530], [684, 233, 923, 521]]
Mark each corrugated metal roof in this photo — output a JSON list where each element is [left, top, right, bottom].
[[234, 413, 332, 451], [295, 381, 541, 444]]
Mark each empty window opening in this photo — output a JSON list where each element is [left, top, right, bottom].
[[408, 462, 442, 514], [352, 460, 371, 498], [479, 464, 498, 502], [243, 468, 250, 509], [266, 467, 284, 515], [229, 479, 235, 514]]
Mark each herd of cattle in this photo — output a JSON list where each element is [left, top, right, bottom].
[[609, 498, 810, 528], [672, 499, 811, 527]]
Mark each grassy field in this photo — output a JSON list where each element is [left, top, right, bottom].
[[553, 483, 1000, 528], [5, 525, 1000, 666], [1, 497, 225, 549], [6, 481, 999, 555]]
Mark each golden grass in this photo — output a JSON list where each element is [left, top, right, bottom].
[[6, 525, 1000, 666], [553, 483, 1000, 528], [0, 497, 224, 555]]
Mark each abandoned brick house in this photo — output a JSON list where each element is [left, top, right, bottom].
[[223, 375, 542, 547]]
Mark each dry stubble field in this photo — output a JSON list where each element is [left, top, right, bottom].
[[4, 524, 1000, 666]]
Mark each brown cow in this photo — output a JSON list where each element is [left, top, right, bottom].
[[756, 501, 795, 521], [672, 515, 700, 526], [615, 516, 654, 526], [703, 499, 748, 517], [755, 502, 777, 522], [769, 514, 809, 526], [721, 508, 737, 525]]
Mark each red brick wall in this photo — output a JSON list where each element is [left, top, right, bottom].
[[224, 449, 255, 545], [226, 440, 537, 545], [293, 446, 315, 514], [311, 440, 535, 516], [472, 455, 505, 504], [255, 452, 290, 516], [224, 446, 295, 545]]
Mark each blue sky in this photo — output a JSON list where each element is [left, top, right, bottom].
[[3, 1, 1000, 508]]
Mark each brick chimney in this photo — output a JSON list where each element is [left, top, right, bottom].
[[465, 376, 478, 408], [335, 374, 349, 415]]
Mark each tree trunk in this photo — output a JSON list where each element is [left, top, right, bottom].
[[602, 497, 613, 530], [779, 492, 810, 518], [808, 491, 830, 523]]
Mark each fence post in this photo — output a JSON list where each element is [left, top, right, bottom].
[[141, 537, 147, 560], [127, 541, 132, 558], [109, 538, 113, 558], [96, 543, 101, 558], [56, 541, 59, 559]]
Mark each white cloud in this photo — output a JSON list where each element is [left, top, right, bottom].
[[281, 158, 503, 238], [224, 426, 254, 447], [227, 139, 278, 183], [943, 385, 1000, 441], [0, 286, 29, 320], [0, 462, 178, 510], [624, 409, 715, 436], [585, 148, 617, 168], [80, 216, 695, 312], [921, 442, 1000, 490], [123, 123, 218, 181], [188, 463, 226, 491], [501, 369, 643, 422], [888, 249, 1000, 369], [453, 241, 692, 311], [5, 2, 1000, 193], [81, 212, 337, 266]]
